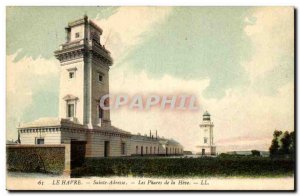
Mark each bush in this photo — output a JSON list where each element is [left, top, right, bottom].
[[71, 156, 294, 178], [7, 146, 65, 174]]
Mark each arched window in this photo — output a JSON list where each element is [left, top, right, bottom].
[[136, 146, 138, 154]]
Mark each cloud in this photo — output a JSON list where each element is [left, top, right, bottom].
[[116, 7, 254, 99], [206, 82, 293, 151], [243, 7, 294, 82], [94, 7, 172, 63], [107, 7, 294, 153], [110, 66, 293, 153], [6, 53, 59, 140], [7, 52, 59, 92]]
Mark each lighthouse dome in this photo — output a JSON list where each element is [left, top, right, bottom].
[[203, 111, 211, 121]]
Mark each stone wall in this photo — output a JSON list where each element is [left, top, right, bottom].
[[7, 144, 66, 174]]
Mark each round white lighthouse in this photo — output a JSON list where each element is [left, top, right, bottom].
[[197, 111, 216, 156]]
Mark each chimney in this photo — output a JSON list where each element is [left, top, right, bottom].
[[156, 130, 158, 140]]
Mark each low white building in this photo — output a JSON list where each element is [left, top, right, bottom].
[[18, 16, 183, 158], [130, 132, 183, 156]]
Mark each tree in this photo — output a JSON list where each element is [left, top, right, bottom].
[[273, 130, 282, 138], [269, 130, 282, 158], [289, 131, 295, 157], [269, 138, 280, 157], [279, 131, 291, 155], [269, 130, 294, 159], [251, 150, 261, 157]]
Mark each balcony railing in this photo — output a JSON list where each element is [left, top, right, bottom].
[[60, 39, 84, 50]]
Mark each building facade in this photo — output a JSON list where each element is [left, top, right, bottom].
[[130, 131, 183, 156], [196, 111, 216, 155], [18, 16, 183, 157]]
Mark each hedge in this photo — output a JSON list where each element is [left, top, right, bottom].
[[71, 156, 294, 178], [7, 145, 65, 174]]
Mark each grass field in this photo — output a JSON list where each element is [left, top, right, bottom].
[[71, 156, 294, 178]]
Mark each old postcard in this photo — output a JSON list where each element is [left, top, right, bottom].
[[6, 6, 295, 191]]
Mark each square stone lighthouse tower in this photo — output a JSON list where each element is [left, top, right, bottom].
[[54, 15, 112, 128], [197, 111, 216, 155]]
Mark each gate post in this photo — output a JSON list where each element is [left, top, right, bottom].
[[63, 140, 71, 175]]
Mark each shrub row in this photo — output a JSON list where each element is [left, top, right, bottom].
[[7, 146, 65, 174], [71, 156, 294, 178]]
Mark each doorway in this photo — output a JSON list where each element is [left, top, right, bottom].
[[141, 146, 143, 156], [202, 148, 205, 155], [104, 141, 110, 157], [71, 141, 86, 169]]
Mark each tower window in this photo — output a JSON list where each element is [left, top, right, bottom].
[[69, 72, 75, 79], [204, 137, 208, 144], [67, 104, 75, 117], [75, 32, 80, 38], [98, 74, 103, 82]]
